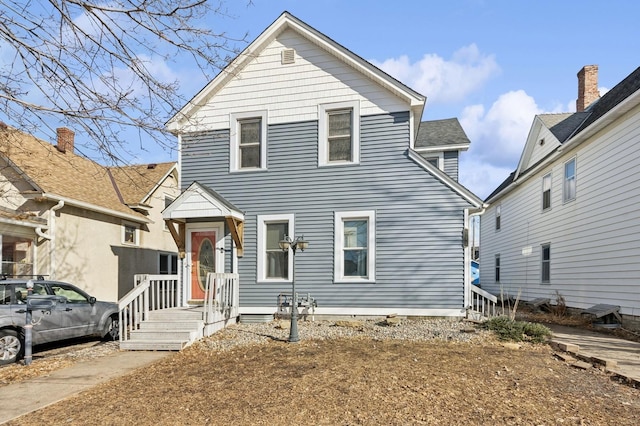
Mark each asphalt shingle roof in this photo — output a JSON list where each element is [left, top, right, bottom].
[[415, 118, 470, 149], [0, 125, 174, 219]]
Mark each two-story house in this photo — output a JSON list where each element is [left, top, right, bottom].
[[164, 12, 484, 319], [0, 124, 179, 301], [480, 65, 640, 328]]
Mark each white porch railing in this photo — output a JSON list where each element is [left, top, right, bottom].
[[203, 272, 239, 335], [468, 285, 498, 320], [118, 274, 181, 343]]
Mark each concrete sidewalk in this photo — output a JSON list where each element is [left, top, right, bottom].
[[548, 324, 640, 385], [0, 350, 169, 424]]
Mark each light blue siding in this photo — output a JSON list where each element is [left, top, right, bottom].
[[443, 151, 459, 181], [181, 112, 474, 310]]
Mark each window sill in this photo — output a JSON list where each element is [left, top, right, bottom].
[[334, 278, 375, 284], [258, 278, 293, 284], [230, 168, 268, 173]]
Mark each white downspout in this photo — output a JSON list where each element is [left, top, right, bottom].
[[464, 207, 486, 314], [35, 200, 64, 279]]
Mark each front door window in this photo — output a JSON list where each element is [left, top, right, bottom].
[[190, 231, 217, 300]]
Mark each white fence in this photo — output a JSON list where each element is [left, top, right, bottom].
[[118, 274, 181, 343]]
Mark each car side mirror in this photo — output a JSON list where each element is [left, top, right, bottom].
[[89, 296, 97, 304]]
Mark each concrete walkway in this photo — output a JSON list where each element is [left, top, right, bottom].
[[548, 324, 640, 385], [0, 351, 169, 424]]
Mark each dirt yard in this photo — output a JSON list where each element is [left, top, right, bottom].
[[3, 319, 640, 425]]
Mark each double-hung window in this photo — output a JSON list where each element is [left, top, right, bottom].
[[541, 244, 551, 283], [495, 205, 501, 231], [335, 211, 375, 282], [495, 254, 500, 283], [542, 173, 552, 211], [230, 111, 267, 172], [257, 214, 294, 282], [563, 158, 576, 202], [318, 101, 360, 166], [123, 222, 138, 245]]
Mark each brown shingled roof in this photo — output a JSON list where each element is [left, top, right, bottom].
[[108, 162, 177, 206], [0, 125, 171, 221]]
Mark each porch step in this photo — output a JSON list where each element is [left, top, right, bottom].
[[121, 307, 206, 351], [120, 340, 190, 351], [139, 320, 204, 330], [148, 308, 204, 321], [128, 329, 200, 341]]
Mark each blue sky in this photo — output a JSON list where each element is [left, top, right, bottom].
[[161, 0, 639, 198], [8, 1, 638, 200]]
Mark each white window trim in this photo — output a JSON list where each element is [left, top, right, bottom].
[[563, 157, 577, 203], [542, 172, 552, 211], [495, 205, 501, 231], [541, 243, 551, 283], [122, 221, 139, 246], [257, 214, 294, 283], [318, 100, 360, 167], [230, 110, 268, 172], [158, 252, 178, 275], [334, 210, 375, 283], [419, 151, 444, 170]]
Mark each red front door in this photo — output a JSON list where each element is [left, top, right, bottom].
[[190, 231, 217, 300]]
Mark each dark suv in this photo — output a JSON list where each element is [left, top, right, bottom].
[[0, 278, 119, 365]]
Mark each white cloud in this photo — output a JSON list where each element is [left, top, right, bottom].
[[457, 90, 544, 198], [371, 44, 500, 103]]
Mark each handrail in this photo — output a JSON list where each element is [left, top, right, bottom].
[[118, 274, 180, 343], [203, 272, 239, 325], [469, 285, 498, 319]]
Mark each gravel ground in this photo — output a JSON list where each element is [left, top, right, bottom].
[[196, 317, 490, 352]]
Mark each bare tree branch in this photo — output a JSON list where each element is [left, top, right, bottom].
[[0, 0, 248, 164]]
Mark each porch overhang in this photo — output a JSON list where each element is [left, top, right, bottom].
[[162, 182, 245, 257]]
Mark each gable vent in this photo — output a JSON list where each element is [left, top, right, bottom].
[[281, 49, 295, 65]]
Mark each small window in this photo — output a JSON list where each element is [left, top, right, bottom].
[[495, 205, 501, 231], [257, 214, 294, 282], [318, 101, 360, 166], [123, 223, 138, 245], [495, 254, 500, 283], [564, 158, 576, 202], [335, 211, 375, 282], [541, 244, 551, 283], [542, 173, 552, 210], [421, 152, 444, 170], [230, 111, 267, 172], [159, 253, 178, 275]]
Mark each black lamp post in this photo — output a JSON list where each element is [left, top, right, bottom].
[[278, 235, 308, 343]]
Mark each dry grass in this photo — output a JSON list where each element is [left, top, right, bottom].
[[4, 330, 640, 425]]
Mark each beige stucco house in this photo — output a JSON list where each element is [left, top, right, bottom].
[[0, 123, 179, 302]]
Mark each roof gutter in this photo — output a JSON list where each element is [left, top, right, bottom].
[[35, 200, 64, 240], [37, 193, 151, 224]]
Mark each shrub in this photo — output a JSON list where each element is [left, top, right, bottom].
[[483, 316, 551, 344]]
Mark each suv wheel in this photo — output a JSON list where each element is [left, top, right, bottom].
[[0, 329, 23, 365]]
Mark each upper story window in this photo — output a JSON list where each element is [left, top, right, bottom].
[[334, 211, 375, 283], [123, 223, 139, 246], [495, 205, 501, 231], [230, 111, 267, 172], [563, 158, 576, 202], [542, 173, 552, 211], [422, 152, 444, 170], [318, 101, 360, 167], [257, 214, 294, 283]]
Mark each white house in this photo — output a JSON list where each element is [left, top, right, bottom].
[[480, 65, 640, 328]]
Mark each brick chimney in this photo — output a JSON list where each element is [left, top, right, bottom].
[[576, 65, 600, 112], [56, 127, 75, 153]]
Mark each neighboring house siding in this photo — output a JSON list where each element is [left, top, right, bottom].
[[525, 126, 562, 169], [443, 151, 459, 181], [185, 29, 407, 132], [480, 104, 640, 315], [182, 112, 473, 310]]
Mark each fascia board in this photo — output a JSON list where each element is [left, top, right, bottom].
[[407, 149, 484, 208]]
